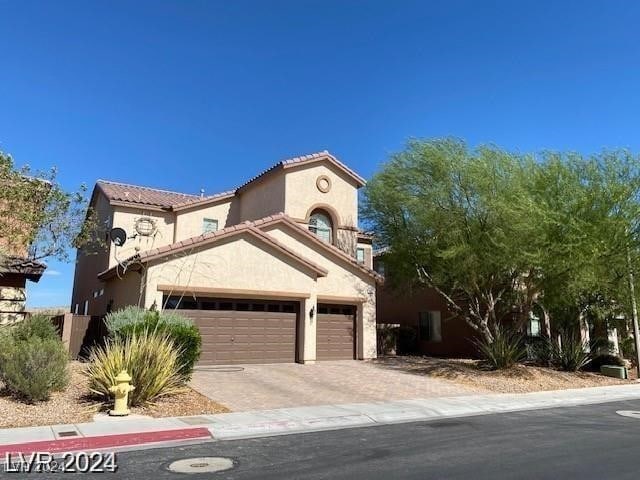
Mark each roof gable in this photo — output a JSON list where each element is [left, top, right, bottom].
[[237, 151, 366, 193], [253, 214, 383, 283], [98, 221, 328, 280]]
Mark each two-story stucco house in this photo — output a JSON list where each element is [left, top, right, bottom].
[[71, 151, 381, 365]]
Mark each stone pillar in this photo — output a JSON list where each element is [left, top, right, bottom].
[[0, 282, 27, 325]]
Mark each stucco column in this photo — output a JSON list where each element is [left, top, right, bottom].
[[299, 295, 317, 364], [358, 298, 378, 360]]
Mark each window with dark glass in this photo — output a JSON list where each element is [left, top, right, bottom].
[[309, 211, 332, 243]]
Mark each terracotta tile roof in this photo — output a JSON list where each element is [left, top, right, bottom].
[[97, 220, 329, 280], [171, 191, 236, 211], [253, 213, 383, 283], [97, 213, 382, 283], [0, 255, 47, 281], [96, 180, 200, 208], [237, 151, 366, 192], [95, 150, 365, 210]]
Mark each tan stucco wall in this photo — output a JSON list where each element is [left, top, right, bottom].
[[174, 200, 233, 241], [105, 270, 145, 311], [110, 206, 176, 269], [238, 173, 286, 222], [283, 162, 359, 228], [261, 224, 377, 359], [71, 191, 112, 316], [142, 233, 318, 310]]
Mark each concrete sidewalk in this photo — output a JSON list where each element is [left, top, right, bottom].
[[2, 383, 640, 453]]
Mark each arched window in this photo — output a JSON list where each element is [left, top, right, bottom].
[[309, 210, 333, 243]]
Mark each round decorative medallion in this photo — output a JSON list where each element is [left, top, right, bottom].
[[134, 216, 157, 236], [316, 175, 332, 193]]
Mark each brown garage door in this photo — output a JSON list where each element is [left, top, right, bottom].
[[317, 304, 356, 360], [164, 296, 298, 365]]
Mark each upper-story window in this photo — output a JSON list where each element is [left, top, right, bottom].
[[356, 247, 365, 264], [309, 210, 332, 243], [203, 218, 219, 234]]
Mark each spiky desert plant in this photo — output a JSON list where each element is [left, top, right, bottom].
[[85, 329, 186, 406], [474, 326, 527, 369]]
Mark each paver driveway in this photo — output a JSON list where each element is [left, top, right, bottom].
[[190, 360, 481, 411]]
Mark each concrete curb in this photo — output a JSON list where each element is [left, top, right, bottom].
[[2, 383, 640, 452], [0, 428, 212, 456], [202, 383, 640, 440]]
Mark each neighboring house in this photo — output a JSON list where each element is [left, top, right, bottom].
[[0, 256, 46, 324], [71, 151, 380, 365], [0, 177, 48, 324], [374, 252, 480, 357]]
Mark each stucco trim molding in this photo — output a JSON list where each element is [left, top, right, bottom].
[[315, 175, 332, 193], [317, 295, 366, 304], [157, 284, 311, 300], [98, 222, 329, 280]]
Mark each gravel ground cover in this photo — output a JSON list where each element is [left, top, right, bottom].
[[0, 361, 229, 428], [373, 356, 630, 393]]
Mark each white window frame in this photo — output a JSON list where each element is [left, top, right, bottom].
[[356, 247, 366, 264], [528, 312, 541, 337], [309, 212, 333, 243], [202, 218, 219, 234]]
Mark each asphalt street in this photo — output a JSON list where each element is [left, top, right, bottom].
[[7, 399, 640, 479]]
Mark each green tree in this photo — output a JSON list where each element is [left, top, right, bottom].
[[0, 150, 96, 263], [362, 139, 538, 342], [362, 139, 640, 344]]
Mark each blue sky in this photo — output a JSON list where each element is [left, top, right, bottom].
[[1, 0, 639, 307]]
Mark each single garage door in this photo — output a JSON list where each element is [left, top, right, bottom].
[[164, 296, 298, 365], [316, 304, 356, 360]]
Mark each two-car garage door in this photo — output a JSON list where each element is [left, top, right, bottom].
[[165, 296, 356, 364], [165, 296, 297, 365]]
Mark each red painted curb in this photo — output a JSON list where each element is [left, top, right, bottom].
[[0, 427, 212, 455]]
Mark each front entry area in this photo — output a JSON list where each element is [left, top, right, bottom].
[[164, 296, 298, 365], [316, 304, 356, 360]]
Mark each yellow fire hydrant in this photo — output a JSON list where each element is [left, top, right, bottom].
[[109, 370, 135, 416]]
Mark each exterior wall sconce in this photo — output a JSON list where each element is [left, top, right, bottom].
[[309, 306, 315, 319]]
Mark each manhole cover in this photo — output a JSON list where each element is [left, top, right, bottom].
[[168, 457, 234, 474], [616, 410, 640, 419]]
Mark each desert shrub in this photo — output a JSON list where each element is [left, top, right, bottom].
[[377, 325, 399, 355], [620, 336, 637, 365], [589, 336, 615, 355], [106, 307, 201, 379], [396, 326, 418, 355], [85, 329, 186, 406], [525, 336, 552, 366], [0, 336, 68, 402], [549, 332, 591, 371], [587, 354, 626, 372], [474, 327, 527, 369], [11, 314, 60, 342]]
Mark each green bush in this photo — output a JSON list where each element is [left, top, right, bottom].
[[587, 354, 626, 372], [85, 330, 186, 406], [11, 314, 60, 342], [0, 336, 68, 402], [105, 307, 201, 379], [549, 332, 591, 371], [474, 326, 526, 369]]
